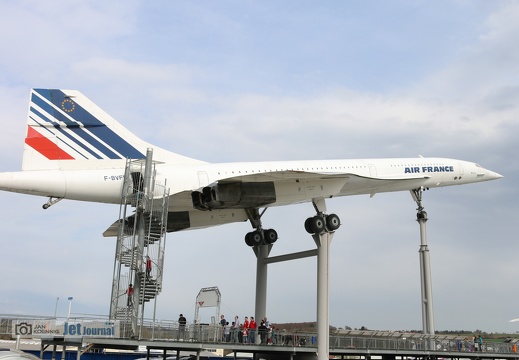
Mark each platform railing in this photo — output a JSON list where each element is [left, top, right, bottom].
[[1, 315, 518, 355]]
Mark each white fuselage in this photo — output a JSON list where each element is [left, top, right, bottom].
[[0, 157, 501, 209]]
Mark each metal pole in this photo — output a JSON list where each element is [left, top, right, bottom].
[[418, 208, 435, 336], [134, 148, 153, 339], [314, 231, 333, 360], [67, 297, 73, 320], [54, 297, 59, 318], [412, 189, 435, 346], [254, 244, 269, 344]]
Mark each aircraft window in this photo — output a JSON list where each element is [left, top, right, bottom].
[[475, 163, 481, 167]]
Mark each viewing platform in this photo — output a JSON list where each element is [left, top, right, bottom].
[[2, 315, 519, 360]]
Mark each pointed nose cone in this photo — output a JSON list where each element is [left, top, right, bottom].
[[486, 169, 503, 180]]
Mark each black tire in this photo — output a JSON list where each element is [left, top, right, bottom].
[[245, 232, 254, 247], [309, 215, 325, 234], [304, 217, 313, 234], [326, 213, 341, 231], [264, 229, 278, 244]]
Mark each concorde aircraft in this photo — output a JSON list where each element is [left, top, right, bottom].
[[0, 89, 503, 245]]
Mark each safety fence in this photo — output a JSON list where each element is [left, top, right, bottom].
[[1, 315, 518, 355]]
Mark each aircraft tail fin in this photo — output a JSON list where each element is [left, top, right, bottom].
[[23, 89, 203, 170]]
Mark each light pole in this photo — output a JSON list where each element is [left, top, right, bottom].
[[54, 297, 59, 318], [67, 297, 73, 320]]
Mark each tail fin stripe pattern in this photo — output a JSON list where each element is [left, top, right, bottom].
[[28, 114, 92, 160], [32, 89, 145, 160], [25, 126, 75, 160], [29, 104, 105, 160], [31, 91, 126, 159]]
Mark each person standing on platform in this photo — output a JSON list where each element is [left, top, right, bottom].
[[219, 315, 226, 341], [224, 322, 231, 342], [248, 316, 257, 344], [178, 314, 187, 339], [263, 317, 272, 344], [242, 316, 249, 344], [258, 321, 268, 345], [233, 316, 241, 343]]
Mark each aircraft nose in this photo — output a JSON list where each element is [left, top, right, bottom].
[[486, 169, 503, 180]]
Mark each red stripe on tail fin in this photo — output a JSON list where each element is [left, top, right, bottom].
[[25, 126, 74, 160]]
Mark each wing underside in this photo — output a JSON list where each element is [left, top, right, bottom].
[[104, 171, 429, 236], [172, 170, 429, 211]]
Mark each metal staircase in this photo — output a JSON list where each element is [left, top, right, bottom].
[[109, 149, 169, 338]]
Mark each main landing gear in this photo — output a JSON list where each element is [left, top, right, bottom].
[[244, 200, 341, 247], [304, 213, 340, 234], [304, 198, 341, 235], [246, 198, 340, 357], [244, 208, 278, 247]]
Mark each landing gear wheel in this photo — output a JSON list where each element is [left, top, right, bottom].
[[326, 213, 341, 231], [264, 229, 278, 244], [304, 218, 313, 234], [245, 233, 254, 246], [245, 230, 263, 247], [306, 215, 326, 234]]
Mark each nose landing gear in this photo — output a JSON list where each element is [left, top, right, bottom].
[[42, 196, 63, 209]]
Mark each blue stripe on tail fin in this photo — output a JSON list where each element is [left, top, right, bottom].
[[32, 89, 145, 160]]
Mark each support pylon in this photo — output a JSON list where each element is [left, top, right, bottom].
[[411, 189, 435, 345]]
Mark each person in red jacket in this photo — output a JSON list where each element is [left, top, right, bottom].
[[242, 316, 249, 343], [146, 256, 152, 280], [126, 284, 134, 307], [248, 316, 257, 344]]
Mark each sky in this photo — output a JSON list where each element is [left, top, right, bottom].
[[0, 1, 517, 334]]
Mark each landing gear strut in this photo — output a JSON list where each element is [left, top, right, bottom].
[[244, 208, 278, 247]]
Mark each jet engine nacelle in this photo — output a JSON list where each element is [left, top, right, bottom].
[[191, 182, 276, 210]]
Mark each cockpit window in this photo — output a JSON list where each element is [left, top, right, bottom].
[[475, 163, 482, 167]]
